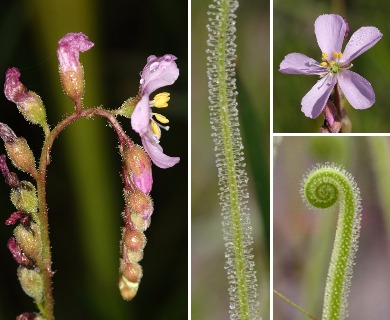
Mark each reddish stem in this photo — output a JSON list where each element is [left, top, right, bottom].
[[35, 107, 132, 319]]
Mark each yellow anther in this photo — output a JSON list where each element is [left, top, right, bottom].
[[321, 61, 328, 67], [150, 120, 161, 137], [321, 52, 328, 60], [332, 52, 343, 59], [153, 92, 170, 108], [154, 113, 169, 124], [329, 61, 335, 66]]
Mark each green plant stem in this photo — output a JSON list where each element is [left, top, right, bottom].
[[216, 2, 250, 319], [273, 289, 318, 320], [35, 108, 130, 319], [302, 163, 361, 320]]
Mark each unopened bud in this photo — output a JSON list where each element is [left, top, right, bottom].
[[123, 228, 146, 252], [120, 260, 143, 283], [17, 266, 43, 302], [5, 211, 31, 226], [7, 237, 34, 268], [16, 312, 43, 320], [14, 223, 41, 261], [0, 123, 37, 176], [4, 68, 48, 128], [118, 275, 139, 301], [0, 154, 20, 188], [125, 207, 150, 232], [57, 33, 94, 107], [123, 144, 152, 194], [10, 181, 38, 213], [124, 189, 153, 220], [125, 246, 144, 262]]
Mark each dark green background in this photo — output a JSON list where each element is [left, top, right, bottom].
[[0, 1, 187, 319]]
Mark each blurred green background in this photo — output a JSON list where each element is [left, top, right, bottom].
[[274, 0, 390, 132], [192, 0, 270, 318], [274, 136, 390, 319], [0, 1, 187, 319]]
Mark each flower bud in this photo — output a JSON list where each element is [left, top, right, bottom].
[[16, 312, 44, 320], [57, 33, 94, 107], [7, 237, 34, 268], [4, 68, 48, 128], [125, 245, 144, 262], [0, 123, 37, 176], [123, 228, 146, 252], [0, 154, 20, 188], [122, 144, 152, 194], [5, 211, 31, 226], [124, 189, 153, 220], [14, 222, 41, 261], [125, 206, 150, 232], [118, 274, 139, 301], [10, 181, 38, 213], [120, 260, 143, 283], [17, 266, 43, 302]]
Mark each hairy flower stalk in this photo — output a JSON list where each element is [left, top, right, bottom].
[[302, 163, 362, 320], [1, 32, 181, 318], [207, 0, 260, 319], [118, 143, 152, 300]]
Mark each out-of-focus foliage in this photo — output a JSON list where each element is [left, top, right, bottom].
[[0, 1, 187, 319], [274, 0, 390, 132], [274, 137, 390, 319], [192, 0, 269, 318]]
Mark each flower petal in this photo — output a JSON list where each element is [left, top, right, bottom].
[[141, 133, 180, 169], [315, 14, 346, 57], [131, 95, 151, 135], [57, 33, 94, 72], [140, 54, 179, 95], [4, 68, 29, 104], [279, 53, 326, 75], [301, 75, 337, 118], [338, 70, 375, 109], [341, 27, 382, 65]]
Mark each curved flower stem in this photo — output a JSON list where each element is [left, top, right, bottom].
[[35, 107, 131, 319], [302, 163, 361, 320]]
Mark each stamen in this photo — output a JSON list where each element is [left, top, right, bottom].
[[150, 120, 161, 137], [322, 52, 328, 60], [321, 62, 328, 67], [153, 113, 169, 124], [329, 61, 335, 67], [332, 52, 342, 59], [152, 92, 170, 108]]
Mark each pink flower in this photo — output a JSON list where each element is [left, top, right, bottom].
[[4, 68, 47, 127], [57, 33, 94, 106], [57, 32, 94, 73], [4, 68, 29, 104], [279, 14, 382, 118], [131, 55, 180, 169]]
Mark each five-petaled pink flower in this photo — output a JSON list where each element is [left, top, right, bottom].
[[279, 14, 382, 118], [131, 54, 180, 169]]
